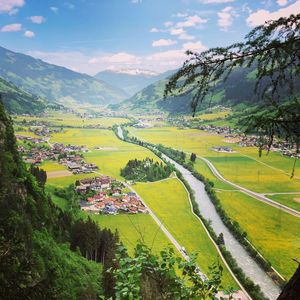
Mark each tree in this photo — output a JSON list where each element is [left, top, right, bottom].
[[164, 14, 300, 170], [111, 242, 224, 300], [217, 233, 225, 246], [190, 153, 197, 163]]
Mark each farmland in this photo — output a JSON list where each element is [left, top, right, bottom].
[[129, 127, 300, 195], [128, 125, 300, 279], [13, 111, 129, 128], [134, 178, 237, 288]]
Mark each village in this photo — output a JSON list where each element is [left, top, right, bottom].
[[17, 136, 98, 174], [77, 176, 148, 215]]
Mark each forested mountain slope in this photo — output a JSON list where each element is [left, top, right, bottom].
[[114, 65, 300, 114], [0, 46, 127, 105], [0, 101, 117, 298], [0, 77, 46, 114]]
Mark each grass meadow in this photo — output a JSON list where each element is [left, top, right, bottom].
[[216, 190, 300, 279], [129, 127, 300, 194], [134, 178, 237, 288]]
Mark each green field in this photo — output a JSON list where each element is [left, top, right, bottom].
[[129, 126, 300, 196], [13, 111, 129, 128], [134, 178, 237, 288], [217, 190, 300, 279], [47, 187, 173, 256], [268, 194, 300, 212], [48, 128, 161, 180]]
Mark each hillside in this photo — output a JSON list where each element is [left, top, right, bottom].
[[0, 46, 127, 105], [95, 69, 175, 97], [0, 101, 119, 298], [113, 65, 300, 114], [0, 77, 46, 114], [111, 72, 198, 114]]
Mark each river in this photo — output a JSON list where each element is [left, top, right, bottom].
[[117, 126, 281, 299]]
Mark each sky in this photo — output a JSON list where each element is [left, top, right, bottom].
[[0, 0, 300, 75]]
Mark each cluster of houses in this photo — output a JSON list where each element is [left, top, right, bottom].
[[29, 126, 61, 137], [212, 146, 234, 153], [198, 125, 240, 135], [133, 121, 153, 129], [77, 176, 147, 215], [59, 154, 98, 174], [17, 137, 98, 171], [16, 134, 48, 144]]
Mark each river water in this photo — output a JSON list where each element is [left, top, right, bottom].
[[161, 153, 281, 300], [117, 127, 281, 299]]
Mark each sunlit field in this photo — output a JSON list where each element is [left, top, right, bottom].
[[129, 126, 300, 194], [217, 190, 300, 279], [134, 178, 237, 288], [13, 111, 129, 128], [49, 128, 161, 180], [47, 187, 174, 256]]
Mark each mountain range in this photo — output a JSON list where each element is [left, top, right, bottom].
[[0, 46, 127, 107], [95, 68, 175, 97]]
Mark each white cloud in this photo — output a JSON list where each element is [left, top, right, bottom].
[[64, 2, 75, 9], [0, 0, 24, 14], [131, 0, 142, 3], [277, 0, 288, 6], [172, 12, 188, 18], [50, 6, 59, 13], [178, 32, 195, 40], [218, 6, 237, 31], [176, 15, 208, 28], [183, 41, 207, 52], [24, 30, 35, 38], [1, 23, 22, 32], [152, 39, 177, 47], [199, 0, 235, 3], [106, 52, 140, 64], [150, 27, 160, 33], [27, 39, 207, 75], [246, 0, 300, 26], [164, 21, 173, 27], [29, 16, 46, 24], [170, 28, 185, 35]]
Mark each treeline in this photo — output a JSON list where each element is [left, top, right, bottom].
[[121, 157, 173, 182], [0, 101, 118, 299]]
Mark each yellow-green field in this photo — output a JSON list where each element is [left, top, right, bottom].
[[13, 111, 129, 128], [48, 128, 161, 180], [128, 126, 300, 279], [93, 214, 175, 255], [216, 190, 300, 279], [134, 178, 237, 288], [47, 187, 174, 256], [129, 127, 300, 195]]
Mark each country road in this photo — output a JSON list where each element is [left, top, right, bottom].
[[197, 156, 300, 218]]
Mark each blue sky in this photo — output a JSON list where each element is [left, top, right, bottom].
[[1, 0, 299, 74]]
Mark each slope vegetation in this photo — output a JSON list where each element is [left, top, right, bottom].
[[0, 46, 126, 105]]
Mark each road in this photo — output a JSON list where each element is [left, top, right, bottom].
[[197, 156, 300, 218]]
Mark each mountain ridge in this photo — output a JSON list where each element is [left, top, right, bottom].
[[0, 46, 127, 106]]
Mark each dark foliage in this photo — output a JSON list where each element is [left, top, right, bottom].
[[121, 157, 173, 182], [165, 13, 300, 165]]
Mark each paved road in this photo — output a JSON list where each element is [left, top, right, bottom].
[[197, 156, 300, 218]]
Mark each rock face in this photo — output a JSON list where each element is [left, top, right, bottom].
[[277, 264, 300, 300]]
